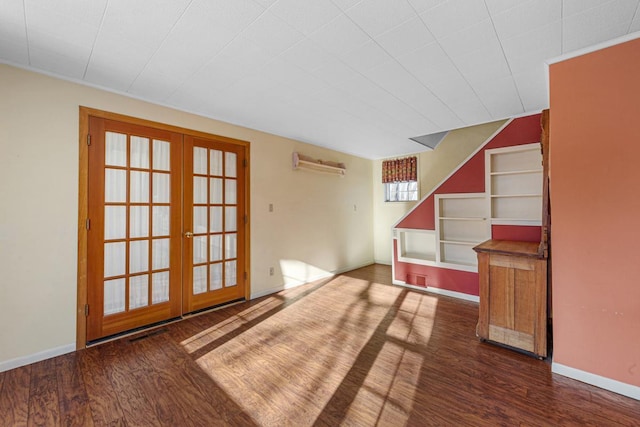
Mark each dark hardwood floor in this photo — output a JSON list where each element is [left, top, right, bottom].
[[1, 264, 639, 426]]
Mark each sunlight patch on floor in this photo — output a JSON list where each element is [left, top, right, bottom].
[[188, 278, 441, 425], [180, 296, 283, 353]]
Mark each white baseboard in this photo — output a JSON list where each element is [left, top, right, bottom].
[[374, 259, 392, 266], [393, 279, 480, 303], [0, 343, 76, 373], [552, 362, 640, 401]]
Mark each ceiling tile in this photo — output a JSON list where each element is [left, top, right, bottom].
[[128, 69, 181, 102], [563, 0, 638, 52], [406, 0, 448, 14], [512, 68, 548, 112], [397, 42, 460, 86], [1, 0, 25, 36], [142, 7, 242, 82], [363, 59, 425, 100], [399, 87, 463, 129], [25, 0, 107, 27], [485, 0, 529, 15], [490, 0, 561, 40], [27, 28, 93, 78], [419, 0, 490, 39], [451, 42, 511, 85], [84, 34, 155, 90], [269, 0, 343, 35], [195, 0, 266, 28], [252, 0, 278, 8], [345, 0, 417, 37], [279, 38, 335, 72], [501, 21, 561, 73], [340, 40, 392, 73], [0, 39, 28, 64], [438, 19, 498, 58], [334, 75, 428, 133], [562, 0, 627, 17], [216, 73, 280, 101], [309, 13, 370, 56], [449, 96, 493, 124], [99, 0, 191, 50], [632, 9, 640, 31], [241, 11, 304, 56], [427, 73, 478, 106], [217, 36, 274, 73], [331, 0, 363, 12], [473, 75, 524, 119], [28, 45, 90, 79], [374, 17, 435, 58], [0, 0, 28, 64], [24, 0, 106, 75], [311, 57, 362, 86]]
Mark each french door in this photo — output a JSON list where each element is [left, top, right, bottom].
[[182, 136, 246, 313], [86, 116, 247, 342]]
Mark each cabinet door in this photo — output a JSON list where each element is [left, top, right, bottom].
[[478, 254, 547, 357]]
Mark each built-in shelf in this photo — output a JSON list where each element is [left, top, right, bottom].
[[395, 228, 437, 265], [439, 216, 487, 221], [435, 193, 489, 272], [440, 240, 479, 246], [491, 194, 542, 198], [486, 144, 543, 226]]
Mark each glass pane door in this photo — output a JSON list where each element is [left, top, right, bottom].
[[87, 117, 182, 341], [182, 136, 246, 313]]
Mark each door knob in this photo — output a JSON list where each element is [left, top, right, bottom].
[[184, 231, 193, 238]]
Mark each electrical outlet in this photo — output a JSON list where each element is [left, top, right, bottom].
[[354, 204, 357, 211], [269, 203, 273, 212], [269, 267, 274, 276]]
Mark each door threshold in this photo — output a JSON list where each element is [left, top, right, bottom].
[[85, 298, 246, 348]]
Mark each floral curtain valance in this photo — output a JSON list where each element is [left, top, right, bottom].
[[382, 156, 417, 183]]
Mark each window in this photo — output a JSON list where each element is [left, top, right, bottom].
[[382, 156, 418, 202], [385, 181, 418, 202]]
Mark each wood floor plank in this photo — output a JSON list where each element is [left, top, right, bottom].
[[9, 265, 640, 427], [28, 358, 60, 427], [0, 365, 31, 427], [56, 353, 94, 427], [77, 347, 125, 426], [98, 341, 163, 427]]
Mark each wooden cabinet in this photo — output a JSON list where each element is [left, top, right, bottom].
[[473, 240, 548, 358]]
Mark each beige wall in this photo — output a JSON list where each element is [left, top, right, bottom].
[[0, 64, 373, 366], [372, 120, 506, 264]]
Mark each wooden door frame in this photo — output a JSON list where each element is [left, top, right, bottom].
[[77, 106, 251, 349]]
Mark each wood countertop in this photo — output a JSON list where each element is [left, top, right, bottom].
[[473, 239, 545, 259]]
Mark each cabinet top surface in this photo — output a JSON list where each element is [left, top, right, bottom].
[[473, 239, 544, 258]]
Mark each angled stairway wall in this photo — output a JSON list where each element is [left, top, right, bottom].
[[392, 113, 543, 298]]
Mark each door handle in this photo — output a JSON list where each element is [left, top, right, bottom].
[[184, 231, 193, 238]]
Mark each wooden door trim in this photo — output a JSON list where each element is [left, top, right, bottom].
[[77, 106, 251, 349]]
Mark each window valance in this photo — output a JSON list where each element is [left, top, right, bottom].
[[382, 156, 417, 183]]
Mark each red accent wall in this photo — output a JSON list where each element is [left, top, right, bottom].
[[394, 114, 543, 295], [491, 225, 541, 242], [397, 114, 542, 230], [550, 38, 640, 387], [394, 246, 479, 295]]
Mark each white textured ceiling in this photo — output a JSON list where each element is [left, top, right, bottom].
[[1, 0, 639, 159]]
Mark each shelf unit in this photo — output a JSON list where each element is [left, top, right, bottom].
[[485, 144, 543, 226], [395, 228, 436, 265], [435, 193, 489, 272]]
